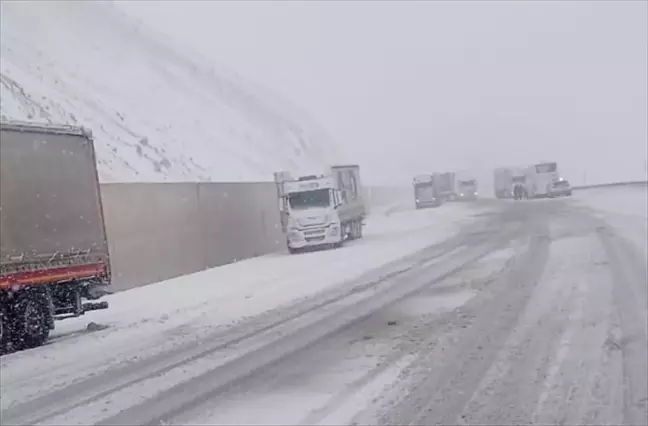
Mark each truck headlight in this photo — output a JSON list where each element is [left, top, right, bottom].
[[287, 217, 298, 229], [288, 230, 302, 240]]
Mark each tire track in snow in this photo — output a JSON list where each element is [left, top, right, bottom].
[[96, 238, 505, 426], [367, 204, 646, 426], [376, 227, 551, 425], [598, 226, 648, 426]]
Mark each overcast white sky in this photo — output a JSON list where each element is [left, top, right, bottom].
[[118, 0, 647, 186]]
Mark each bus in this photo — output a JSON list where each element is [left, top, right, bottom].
[[524, 162, 559, 198]]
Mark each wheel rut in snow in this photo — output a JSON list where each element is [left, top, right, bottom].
[[374, 228, 551, 425], [364, 206, 647, 426], [597, 226, 648, 426], [97, 237, 505, 425]]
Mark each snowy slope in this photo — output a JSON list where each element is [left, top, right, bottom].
[[0, 1, 337, 182]]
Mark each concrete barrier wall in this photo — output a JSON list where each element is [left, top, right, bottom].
[[197, 182, 284, 269], [101, 182, 283, 291], [101, 182, 411, 291], [572, 181, 648, 190]]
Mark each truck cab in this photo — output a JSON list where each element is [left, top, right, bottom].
[[413, 174, 442, 209], [457, 179, 478, 200], [280, 176, 344, 252]]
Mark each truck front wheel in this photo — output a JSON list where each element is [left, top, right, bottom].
[[12, 294, 51, 349]]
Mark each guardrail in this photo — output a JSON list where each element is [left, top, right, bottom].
[[572, 181, 648, 190]]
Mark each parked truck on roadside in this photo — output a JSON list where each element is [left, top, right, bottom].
[[413, 174, 443, 209], [274, 165, 366, 254], [1, 121, 111, 352]]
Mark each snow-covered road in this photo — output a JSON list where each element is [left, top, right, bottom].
[[0, 200, 486, 415], [572, 185, 647, 258], [1, 187, 646, 426]]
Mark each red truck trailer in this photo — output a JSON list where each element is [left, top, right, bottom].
[[0, 121, 111, 352]]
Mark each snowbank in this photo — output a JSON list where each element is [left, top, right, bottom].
[[573, 185, 647, 255]]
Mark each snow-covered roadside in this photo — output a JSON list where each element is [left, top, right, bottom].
[[58, 203, 477, 338], [573, 186, 647, 256], [1, 202, 486, 400]]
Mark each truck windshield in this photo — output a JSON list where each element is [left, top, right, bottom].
[[415, 184, 436, 201], [288, 188, 331, 209], [535, 163, 557, 173], [459, 180, 476, 186]]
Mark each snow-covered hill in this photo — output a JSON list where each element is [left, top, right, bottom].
[[0, 1, 337, 182]]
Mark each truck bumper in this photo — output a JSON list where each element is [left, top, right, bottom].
[[457, 194, 478, 201], [287, 225, 342, 249], [416, 200, 442, 209]]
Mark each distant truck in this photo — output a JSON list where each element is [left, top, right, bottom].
[[413, 174, 443, 209], [494, 167, 525, 199], [274, 165, 366, 254], [436, 172, 456, 201], [456, 178, 478, 201], [1, 121, 111, 352], [525, 162, 560, 198]]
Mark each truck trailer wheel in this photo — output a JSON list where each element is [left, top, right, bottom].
[[348, 220, 363, 240], [12, 294, 51, 349]]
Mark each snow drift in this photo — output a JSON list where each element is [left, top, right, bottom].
[[0, 1, 337, 182]]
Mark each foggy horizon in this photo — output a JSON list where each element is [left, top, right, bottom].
[[120, 1, 647, 186]]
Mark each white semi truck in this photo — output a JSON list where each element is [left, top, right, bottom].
[[456, 177, 478, 201], [274, 165, 366, 254], [524, 162, 560, 198], [413, 174, 443, 209]]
